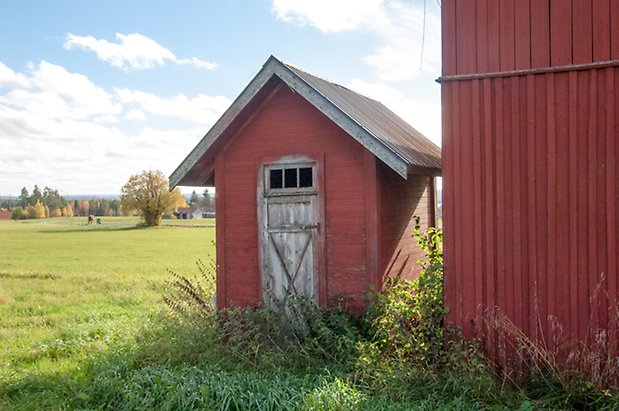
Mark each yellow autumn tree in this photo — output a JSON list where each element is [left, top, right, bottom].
[[33, 200, 46, 219], [120, 170, 185, 227], [64, 202, 74, 217]]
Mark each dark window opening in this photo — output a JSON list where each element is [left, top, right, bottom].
[[299, 167, 313, 187], [284, 168, 297, 188], [270, 169, 283, 189], [268, 165, 314, 191]]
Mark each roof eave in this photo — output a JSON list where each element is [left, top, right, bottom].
[[274, 63, 411, 178], [171, 56, 426, 186], [169, 57, 284, 188]]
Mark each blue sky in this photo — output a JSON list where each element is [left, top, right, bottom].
[[0, 0, 442, 195]]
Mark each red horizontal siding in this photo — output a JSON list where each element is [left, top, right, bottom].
[[443, 0, 619, 76], [378, 163, 434, 282], [220, 85, 372, 308]]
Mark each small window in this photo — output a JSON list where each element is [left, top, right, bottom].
[[284, 168, 297, 188], [299, 167, 313, 187], [266, 164, 315, 192], [270, 169, 283, 189]]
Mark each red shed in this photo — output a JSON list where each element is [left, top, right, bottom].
[[440, 0, 619, 359], [171, 56, 441, 310]]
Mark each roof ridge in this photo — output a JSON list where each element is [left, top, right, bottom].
[[280, 60, 387, 106]]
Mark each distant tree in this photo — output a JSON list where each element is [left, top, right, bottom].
[[11, 207, 23, 220], [201, 188, 214, 208], [189, 190, 200, 207], [109, 199, 120, 215], [30, 185, 43, 206], [34, 200, 46, 219], [77, 199, 90, 216], [42, 186, 66, 214], [19, 187, 29, 208], [65, 202, 74, 217], [120, 170, 185, 227]]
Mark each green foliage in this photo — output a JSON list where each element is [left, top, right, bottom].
[[164, 258, 217, 321], [363, 216, 447, 368], [120, 170, 186, 226], [217, 300, 360, 373], [11, 206, 24, 220]]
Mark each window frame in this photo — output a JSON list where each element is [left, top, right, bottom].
[[264, 162, 317, 196]]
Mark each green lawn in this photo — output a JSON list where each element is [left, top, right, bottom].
[[0, 217, 215, 408], [2, 217, 609, 410]]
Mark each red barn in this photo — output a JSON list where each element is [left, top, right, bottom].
[[171, 56, 441, 310], [441, 0, 619, 358]]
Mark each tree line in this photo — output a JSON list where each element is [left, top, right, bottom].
[[2, 185, 123, 220]]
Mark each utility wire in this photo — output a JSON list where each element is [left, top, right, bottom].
[[420, 0, 427, 70]]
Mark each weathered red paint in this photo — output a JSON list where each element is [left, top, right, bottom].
[[441, 0, 619, 358], [215, 85, 435, 311]]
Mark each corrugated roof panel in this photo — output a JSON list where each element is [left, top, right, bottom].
[[284, 63, 442, 171]]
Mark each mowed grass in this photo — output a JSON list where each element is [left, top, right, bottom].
[[0, 217, 215, 406]]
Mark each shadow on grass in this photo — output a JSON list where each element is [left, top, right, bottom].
[[37, 225, 153, 234]]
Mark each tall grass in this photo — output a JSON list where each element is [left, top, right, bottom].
[[2, 217, 617, 409]]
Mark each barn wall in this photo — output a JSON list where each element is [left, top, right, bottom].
[[443, 0, 619, 76], [378, 162, 434, 282], [442, 0, 619, 358], [218, 85, 372, 308]]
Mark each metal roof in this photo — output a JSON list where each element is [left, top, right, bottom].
[[283, 62, 442, 171], [170, 56, 441, 187]]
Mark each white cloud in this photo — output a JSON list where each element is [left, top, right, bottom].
[[0, 62, 32, 89], [349, 78, 441, 145], [115, 88, 231, 125], [125, 109, 145, 121], [272, 0, 441, 81], [0, 60, 229, 194], [64, 33, 217, 72], [272, 0, 382, 32]]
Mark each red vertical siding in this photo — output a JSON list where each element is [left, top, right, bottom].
[[443, 68, 619, 354], [445, 0, 618, 76], [442, 0, 619, 355], [442, 0, 619, 359]]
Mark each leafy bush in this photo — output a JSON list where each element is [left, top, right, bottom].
[[363, 216, 446, 368]]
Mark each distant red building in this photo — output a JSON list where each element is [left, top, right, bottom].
[[0, 210, 11, 220], [171, 56, 441, 310], [440, 0, 618, 358]]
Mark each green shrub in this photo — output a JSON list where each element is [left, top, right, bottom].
[[363, 216, 446, 368]]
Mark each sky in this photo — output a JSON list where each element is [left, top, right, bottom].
[[0, 0, 442, 196]]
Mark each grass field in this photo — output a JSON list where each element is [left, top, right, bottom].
[[2, 217, 614, 410], [1, 217, 489, 410], [0, 217, 216, 408]]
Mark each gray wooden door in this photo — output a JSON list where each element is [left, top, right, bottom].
[[260, 163, 318, 307]]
